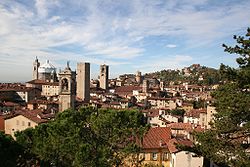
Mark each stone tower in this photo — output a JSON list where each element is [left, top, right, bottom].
[[142, 79, 149, 93], [100, 64, 109, 90], [135, 71, 142, 84], [58, 62, 76, 112], [76, 62, 90, 102], [32, 57, 40, 80], [160, 81, 164, 91]]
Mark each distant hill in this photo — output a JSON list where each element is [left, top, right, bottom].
[[144, 64, 221, 85]]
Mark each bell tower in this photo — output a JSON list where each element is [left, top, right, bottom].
[[135, 71, 142, 84], [99, 64, 109, 90], [58, 62, 76, 112], [32, 57, 40, 80]]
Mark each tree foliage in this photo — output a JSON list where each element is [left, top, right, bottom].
[[0, 132, 23, 167], [15, 107, 148, 167], [168, 108, 185, 116], [195, 28, 250, 166]]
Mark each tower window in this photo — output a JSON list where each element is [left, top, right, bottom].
[[62, 78, 69, 91]]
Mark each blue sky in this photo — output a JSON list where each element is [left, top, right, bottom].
[[0, 0, 250, 82]]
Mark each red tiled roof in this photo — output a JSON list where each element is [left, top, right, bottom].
[[167, 123, 192, 131], [167, 138, 194, 153], [142, 127, 171, 149], [142, 109, 159, 117], [28, 99, 57, 105], [115, 85, 141, 93], [184, 109, 206, 118], [3, 101, 20, 107], [26, 79, 59, 86], [4, 110, 49, 124], [168, 122, 205, 133], [148, 97, 173, 101]]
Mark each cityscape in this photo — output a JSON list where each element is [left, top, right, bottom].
[[0, 1, 250, 167]]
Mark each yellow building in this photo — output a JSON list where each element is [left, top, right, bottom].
[[140, 127, 172, 167], [4, 110, 48, 138], [41, 82, 59, 97]]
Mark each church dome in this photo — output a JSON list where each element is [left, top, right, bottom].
[[38, 60, 56, 73]]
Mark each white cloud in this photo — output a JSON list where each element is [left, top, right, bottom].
[[166, 44, 177, 48], [135, 54, 193, 73], [35, 0, 59, 18], [0, 0, 250, 81]]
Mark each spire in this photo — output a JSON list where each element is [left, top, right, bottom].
[[65, 61, 71, 71], [35, 56, 39, 62], [67, 61, 70, 68]]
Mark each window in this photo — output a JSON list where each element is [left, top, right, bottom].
[[152, 153, 157, 160], [16, 120, 19, 125], [163, 152, 169, 161], [22, 121, 25, 126], [139, 153, 145, 160], [28, 122, 31, 127]]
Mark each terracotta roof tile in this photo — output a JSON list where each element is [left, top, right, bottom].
[[167, 123, 192, 131], [4, 109, 49, 124], [142, 127, 171, 149], [167, 138, 194, 153], [184, 109, 206, 118], [115, 85, 141, 93]]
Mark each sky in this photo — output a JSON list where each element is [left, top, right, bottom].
[[0, 0, 250, 82]]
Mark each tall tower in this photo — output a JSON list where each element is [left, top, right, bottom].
[[58, 62, 76, 112], [160, 81, 164, 91], [100, 64, 109, 90], [76, 62, 90, 102], [32, 57, 40, 80], [135, 71, 142, 84], [142, 79, 149, 93]]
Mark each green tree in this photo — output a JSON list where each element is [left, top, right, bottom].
[[195, 28, 250, 166], [168, 109, 185, 116], [16, 107, 148, 167], [0, 132, 23, 167]]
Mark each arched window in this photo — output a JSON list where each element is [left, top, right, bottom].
[[61, 78, 68, 91]]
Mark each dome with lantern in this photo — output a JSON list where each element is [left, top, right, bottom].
[[38, 60, 56, 73]]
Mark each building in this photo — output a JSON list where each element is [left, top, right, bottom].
[[205, 105, 216, 129], [144, 109, 179, 127], [142, 79, 149, 93], [135, 71, 142, 84], [140, 127, 172, 166], [148, 97, 177, 110], [32, 57, 40, 80], [99, 64, 109, 90], [58, 62, 76, 112], [4, 110, 49, 138], [35, 59, 57, 82], [41, 82, 59, 97], [168, 138, 204, 167], [76, 62, 90, 102]]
